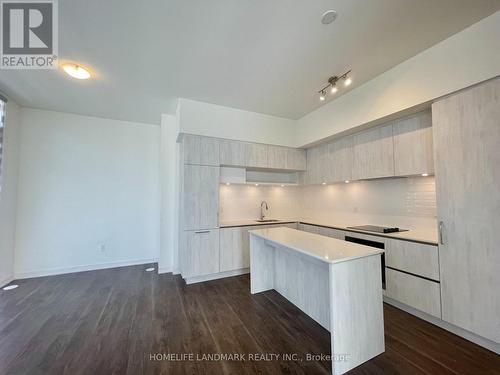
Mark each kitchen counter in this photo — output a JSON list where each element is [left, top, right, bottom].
[[249, 227, 383, 264], [299, 219, 438, 245], [249, 227, 385, 375], [220, 218, 438, 245], [219, 219, 297, 228]]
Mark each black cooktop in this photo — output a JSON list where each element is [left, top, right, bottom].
[[347, 225, 409, 234]]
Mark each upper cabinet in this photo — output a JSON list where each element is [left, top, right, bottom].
[[301, 109, 434, 185], [352, 124, 395, 180], [286, 148, 307, 171], [220, 139, 246, 167], [328, 136, 353, 182], [393, 111, 434, 176], [182, 134, 305, 171], [183, 165, 220, 230], [304, 143, 328, 184], [244, 142, 268, 168], [183, 134, 220, 166], [268, 145, 307, 170], [267, 145, 288, 169]]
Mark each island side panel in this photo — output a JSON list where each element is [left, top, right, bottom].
[[329, 255, 385, 375], [274, 246, 330, 330], [250, 235, 275, 294]]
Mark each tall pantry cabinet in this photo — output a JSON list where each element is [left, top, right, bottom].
[[432, 78, 500, 344], [179, 135, 221, 278]]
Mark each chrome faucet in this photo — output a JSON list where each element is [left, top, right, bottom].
[[260, 201, 269, 220]]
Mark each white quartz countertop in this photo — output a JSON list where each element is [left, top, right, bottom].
[[299, 219, 438, 245], [219, 219, 297, 228], [220, 218, 438, 244], [249, 227, 384, 264]]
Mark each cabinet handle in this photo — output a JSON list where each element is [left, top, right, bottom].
[[195, 230, 210, 234], [438, 221, 444, 245]]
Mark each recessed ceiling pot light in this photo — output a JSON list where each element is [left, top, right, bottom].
[[321, 10, 338, 25]]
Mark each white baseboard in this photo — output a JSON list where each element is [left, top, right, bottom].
[[185, 268, 249, 285], [14, 258, 159, 280], [158, 267, 173, 274], [0, 275, 14, 288], [384, 296, 500, 354]]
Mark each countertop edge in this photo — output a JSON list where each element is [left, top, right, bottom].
[[249, 229, 384, 265], [220, 218, 438, 245]]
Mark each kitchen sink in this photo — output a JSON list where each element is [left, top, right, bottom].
[[255, 219, 280, 222]]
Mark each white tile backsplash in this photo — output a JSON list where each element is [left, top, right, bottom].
[[219, 177, 437, 230], [219, 184, 299, 221]]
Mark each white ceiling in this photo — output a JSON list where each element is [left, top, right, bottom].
[[0, 0, 499, 124]]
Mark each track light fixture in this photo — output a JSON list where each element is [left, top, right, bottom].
[[318, 70, 352, 101]]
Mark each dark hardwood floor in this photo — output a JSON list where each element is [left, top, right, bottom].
[[0, 264, 498, 375]]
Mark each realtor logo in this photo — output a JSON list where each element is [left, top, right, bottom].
[[1, 0, 58, 69]]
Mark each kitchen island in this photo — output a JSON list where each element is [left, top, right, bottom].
[[249, 227, 385, 375]]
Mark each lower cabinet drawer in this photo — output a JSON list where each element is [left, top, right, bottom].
[[182, 229, 220, 278], [385, 268, 441, 318], [385, 238, 439, 280]]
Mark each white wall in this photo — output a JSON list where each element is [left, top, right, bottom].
[[14, 108, 160, 278], [178, 98, 296, 146], [159, 113, 179, 274], [296, 11, 500, 146], [0, 99, 21, 286], [219, 184, 300, 222]]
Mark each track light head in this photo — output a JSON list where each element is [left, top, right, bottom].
[[317, 70, 351, 102]]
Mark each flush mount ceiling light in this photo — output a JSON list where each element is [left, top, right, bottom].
[[321, 10, 338, 25], [317, 70, 352, 102], [62, 63, 91, 79]]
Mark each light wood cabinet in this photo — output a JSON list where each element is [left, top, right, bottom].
[[385, 238, 439, 281], [298, 223, 319, 234], [220, 227, 250, 272], [267, 145, 306, 171], [286, 148, 307, 170], [353, 124, 395, 180], [245, 143, 268, 168], [432, 78, 500, 342], [393, 111, 434, 176], [219, 140, 246, 166], [327, 136, 353, 183], [220, 223, 298, 273], [304, 144, 328, 184], [183, 134, 219, 166], [267, 145, 287, 169], [386, 268, 441, 318], [317, 226, 345, 240], [182, 229, 220, 278], [182, 165, 219, 230]]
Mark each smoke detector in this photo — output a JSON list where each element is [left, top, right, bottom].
[[321, 10, 338, 25]]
